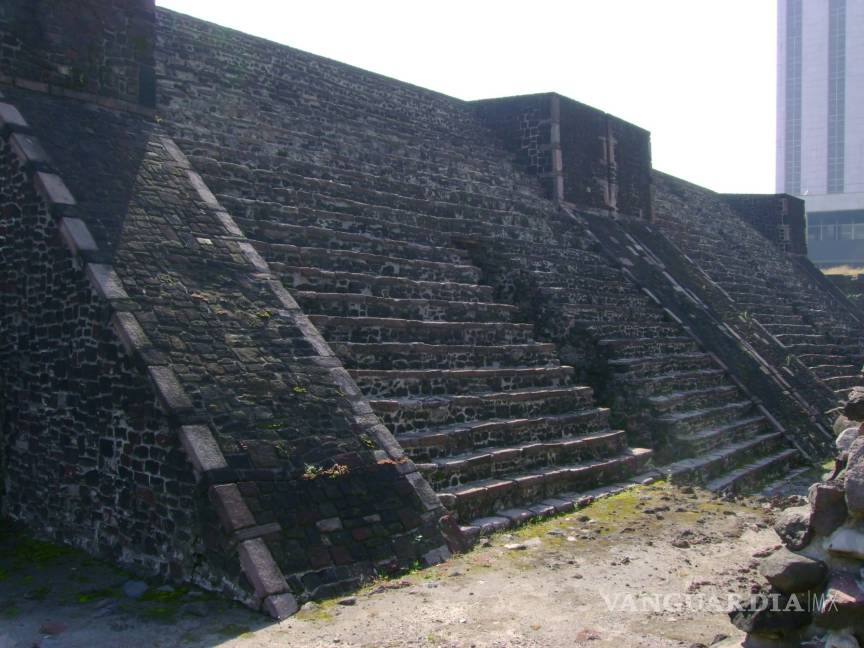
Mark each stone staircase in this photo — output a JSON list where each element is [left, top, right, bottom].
[[155, 7, 799, 516], [487, 231, 799, 494], [653, 172, 864, 402]]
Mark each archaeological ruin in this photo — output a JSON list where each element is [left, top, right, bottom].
[[1, 0, 862, 635]]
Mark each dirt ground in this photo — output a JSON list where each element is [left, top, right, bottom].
[[0, 475, 820, 648]]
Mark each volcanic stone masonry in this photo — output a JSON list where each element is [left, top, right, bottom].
[[0, 0, 862, 618]]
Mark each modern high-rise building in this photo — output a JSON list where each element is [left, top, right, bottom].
[[777, 0, 864, 267]]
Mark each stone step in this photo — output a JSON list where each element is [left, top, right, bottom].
[[647, 385, 741, 415], [608, 352, 715, 378], [704, 449, 800, 494], [798, 353, 864, 366], [330, 341, 560, 370], [240, 218, 467, 264], [257, 242, 481, 283], [370, 386, 597, 435], [675, 415, 770, 456], [421, 430, 629, 491], [662, 433, 786, 486], [759, 323, 818, 336], [807, 363, 859, 378], [224, 194, 456, 249], [653, 400, 756, 436], [614, 368, 728, 397], [751, 313, 806, 326], [560, 302, 667, 324], [572, 321, 684, 340], [398, 408, 612, 461], [311, 315, 535, 345], [441, 448, 653, 522], [295, 291, 518, 323], [276, 265, 490, 302], [821, 374, 862, 390], [600, 337, 701, 359], [351, 366, 575, 398], [532, 275, 634, 297], [774, 333, 829, 346]]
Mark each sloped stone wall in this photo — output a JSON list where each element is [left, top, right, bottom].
[[0, 120, 201, 581], [724, 194, 807, 256]]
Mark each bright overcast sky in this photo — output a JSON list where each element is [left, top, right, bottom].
[[156, 1, 778, 194]]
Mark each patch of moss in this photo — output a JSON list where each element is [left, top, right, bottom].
[[75, 587, 115, 604], [11, 537, 74, 568], [0, 605, 21, 619], [140, 587, 189, 603], [216, 623, 254, 637]]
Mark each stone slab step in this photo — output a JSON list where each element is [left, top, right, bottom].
[[820, 374, 862, 390], [759, 323, 818, 336], [601, 337, 700, 359], [370, 386, 596, 434], [570, 321, 683, 340], [398, 408, 612, 461], [330, 341, 560, 370], [647, 385, 741, 415], [351, 365, 574, 398], [277, 265, 490, 302], [295, 291, 518, 322], [441, 448, 653, 521], [653, 400, 756, 436], [608, 352, 715, 378], [421, 430, 629, 490], [239, 218, 467, 264], [675, 414, 770, 456], [310, 315, 535, 345], [662, 433, 786, 485], [255, 241, 480, 284], [704, 449, 800, 494], [560, 302, 667, 324], [613, 368, 728, 397], [807, 363, 859, 378]]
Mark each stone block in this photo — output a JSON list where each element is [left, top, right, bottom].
[[238, 538, 289, 600], [8, 132, 49, 168], [33, 171, 75, 208], [178, 425, 228, 475], [814, 572, 864, 630], [110, 312, 152, 357], [86, 264, 129, 300], [0, 102, 29, 134], [263, 592, 299, 619], [844, 387, 864, 421], [210, 483, 256, 532], [808, 482, 848, 535], [846, 455, 864, 516], [58, 217, 98, 256], [773, 506, 813, 551], [757, 548, 827, 593], [315, 517, 343, 533], [147, 365, 194, 415], [825, 527, 864, 560]]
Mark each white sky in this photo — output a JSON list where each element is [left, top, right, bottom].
[[156, 0, 778, 194]]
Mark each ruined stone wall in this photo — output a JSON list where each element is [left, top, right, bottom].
[[0, 129, 201, 580], [724, 194, 808, 256], [0, 0, 156, 111]]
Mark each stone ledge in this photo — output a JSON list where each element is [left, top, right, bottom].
[[85, 264, 129, 300], [0, 102, 29, 134], [210, 483, 256, 533], [178, 425, 229, 475], [59, 217, 98, 258], [8, 132, 50, 169], [146, 365, 194, 416], [238, 538, 291, 601], [33, 171, 76, 209], [263, 592, 300, 620]]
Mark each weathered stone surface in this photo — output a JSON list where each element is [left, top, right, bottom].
[[729, 592, 811, 635], [825, 528, 864, 560], [773, 506, 814, 551], [844, 387, 864, 421], [808, 482, 848, 536], [757, 549, 827, 594], [837, 426, 861, 453], [846, 457, 864, 516], [814, 572, 864, 631]]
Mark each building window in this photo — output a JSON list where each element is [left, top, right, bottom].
[[784, 0, 803, 194], [827, 0, 846, 193]]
